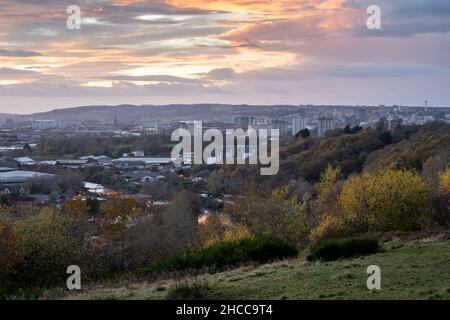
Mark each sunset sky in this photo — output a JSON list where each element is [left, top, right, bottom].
[[0, 0, 450, 113]]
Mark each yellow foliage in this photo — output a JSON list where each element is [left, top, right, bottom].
[[200, 215, 253, 248], [311, 169, 432, 242], [102, 195, 142, 238], [313, 165, 341, 221], [63, 197, 89, 216], [309, 214, 347, 243], [438, 168, 450, 199], [223, 224, 253, 243], [199, 215, 225, 248], [224, 185, 308, 243]]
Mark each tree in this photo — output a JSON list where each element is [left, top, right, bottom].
[[296, 128, 310, 139], [434, 168, 450, 226], [311, 169, 432, 242], [340, 169, 432, 232], [23, 143, 32, 153], [102, 195, 142, 239], [154, 191, 200, 256], [0, 218, 19, 275], [12, 207, 81, 288], [207, 170, 224, 196], [438, 168, 450, 200], [86, 197, 101, 214], [313, 165, 341, 221], [63, 197, 89, 217], [224, 185, 308, 243]]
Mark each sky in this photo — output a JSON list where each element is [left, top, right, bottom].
[[0, 0, 450, 114]]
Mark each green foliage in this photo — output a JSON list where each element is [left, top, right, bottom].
[[296, 128, 311, 139], [365, 122, 450, 172], [0, 194, 11, 206], [86, 197, 100, 214], [344, 125, 363, 135], [279, 128, 387, 183], [6, 208, 83, 290], [150, 237, 299, 273], [224, 185, 309, 243], [308, 238, 379, 262], [37, 134, 173, 158], [166, 280, 211, 300]]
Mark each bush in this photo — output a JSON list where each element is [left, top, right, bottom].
[[150, 236, 299, 273], [166, 280, 211, 300], [307, 237, 379, 262], [310, 169, 432, 242]]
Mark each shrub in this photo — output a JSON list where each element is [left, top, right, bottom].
[[339, 169, 432, 233], [307, 237, 380, 262], [311, 169, 432, 242], [150, 236, 299, 273], [438, 168, 450, 200], [224, 186, 308, 243], [166, 280, 211, 300], [10, 208, 83, 288]]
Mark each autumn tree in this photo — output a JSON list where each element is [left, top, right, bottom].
[[0, 218, 19, 276], [224, 185, 308, 243], [12, 207, 82, 288], [438, 168, 450, 200], [63, 197, 89, 217], [310, 169, 432, 242], [153, 191, 200, 256], [312, 165, 341, 223], [101, 195, 142, 240], [434, 168, 450, 226]]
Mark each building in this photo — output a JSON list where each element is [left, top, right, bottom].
[[14, 157, 36, 166], [179, 121, 203, 137], [234, 117, 256, 131], [56, 159, 89, 168], [112, 157, 173, 169], [78, 155, 112, 164], [272, 120, 288, 137], [292, 117, 307, 136], [32, 120, 66, 130], [318, 117, 335, 137], [0, 170, 56, 185]]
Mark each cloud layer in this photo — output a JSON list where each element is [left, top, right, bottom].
[[0, 0, 449, 113]]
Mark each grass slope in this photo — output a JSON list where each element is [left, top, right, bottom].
[[55, 239, 450, 300]]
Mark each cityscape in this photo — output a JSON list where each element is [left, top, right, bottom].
[[1, 0, 450, 308]]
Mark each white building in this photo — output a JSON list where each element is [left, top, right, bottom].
[[32, 120, 66, 130], [14, 157, 36, 166], [292, 117, 307, 136], [318, 117, 335, 137]]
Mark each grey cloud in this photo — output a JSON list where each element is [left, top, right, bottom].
[[345, 0, 450, 37], [318, 63, 444, 78], [100, 75, 200, 84], [0, 67, 40, 80], [0, 49, 42, 57], [203, 68, 236, 80]]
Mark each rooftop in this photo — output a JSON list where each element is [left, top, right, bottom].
[[0, 170, 56, 184]]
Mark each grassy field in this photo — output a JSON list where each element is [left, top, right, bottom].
[[49, 238, 450, 300]]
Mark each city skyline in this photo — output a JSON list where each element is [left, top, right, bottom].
[[1, 0, 450, 113]]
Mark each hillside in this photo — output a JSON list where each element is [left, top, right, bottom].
[[15, 104, 305, 124], [50, 237, 450, 300], [364, 122, 450, 172]]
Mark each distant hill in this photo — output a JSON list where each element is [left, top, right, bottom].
[[0, 113, 15, 121], [15, 104, 307, 124]]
